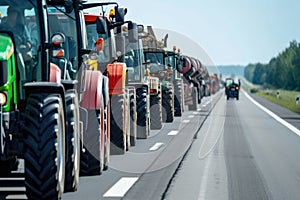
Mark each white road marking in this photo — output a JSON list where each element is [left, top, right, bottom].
[[0, 187, 25, 192], [244, 91, 300, 136], [202, 105, 206, 107], [198, 154, 213, 200], [167, 130, 178, 136], [103, 177, 139, 197], [0, 178, 24, 181], [188, 115, 194, 118], [193, 112, 199, 114], [149, 142, 164, 151], [197, 108, 201, 111], [6, 195, 27, 199], [182, 120, 190, 123]]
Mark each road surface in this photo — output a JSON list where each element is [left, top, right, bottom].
[[2, 90, 300, 200]]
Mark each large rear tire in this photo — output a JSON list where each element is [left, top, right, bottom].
[[103, 102, 110, 171], [162, 86, 174, 123], [80, 108, 103, 176], [64, 90, 80, 192], [136, 87, 149, 139], [23, 93, 65, 200], [110, 94, 126, 155], [150, 92, 163, 130], [174, 81, 183, 117], [129, 89, 137, 146], [188, 87, 198, 111]]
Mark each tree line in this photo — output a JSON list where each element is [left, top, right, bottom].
[[244, 40, 300, 90]]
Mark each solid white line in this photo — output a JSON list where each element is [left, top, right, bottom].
[[6, 195, 27, 199], [103, 177, 139, 197], [182, 120, 190, 123], [188, 115, 194, 118], [244, 91, 300, 136], [0, 187, 25, 192], [149, 142, 164, 151], [167, 130, 178, 136]]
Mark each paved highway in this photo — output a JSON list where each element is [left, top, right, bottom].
[[165, 90, 300, 200], [2, 90, 300, 200]]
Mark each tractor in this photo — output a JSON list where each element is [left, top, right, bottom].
[[0, 0, 109, 198], [83, 2, 140, 153]]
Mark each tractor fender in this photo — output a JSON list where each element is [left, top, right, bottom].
[[81, 70, 103, 110], [23, 82, 67, 120], [106, 63, 126, 95], [49, 63, 62, 84]]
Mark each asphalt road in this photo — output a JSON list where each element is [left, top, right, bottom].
[[0, 93, 219, 200], [3, 89, 300, 200], [164, 90, 300, 200]]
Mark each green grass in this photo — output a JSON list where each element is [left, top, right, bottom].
[[257, 89, 300, 113]]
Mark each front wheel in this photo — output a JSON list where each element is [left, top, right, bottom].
[[23, 93, 65, 200]]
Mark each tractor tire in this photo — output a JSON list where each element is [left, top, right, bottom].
[[23, 93, 65, 200], [150, 92, 163, 130], [129, 90, 137, 146], [162, 86, 174, 123], [136, 87, 149, 139], [174, 81, 183, 117], [80, 108, 103, 176], [188, 87, 198, 111], [64, 90, 80, 192], [110, 93, 126, 155], [103, 102, 110, 171]]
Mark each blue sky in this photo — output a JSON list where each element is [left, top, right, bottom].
[[88, 0, 300, 66]]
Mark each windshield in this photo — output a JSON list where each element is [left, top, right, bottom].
[[86, 23, 110, 64], [125, 38, 142, 82], [47, 6, 79, 80], [145, 52, 164, 73], [0, 0, 41, 98]]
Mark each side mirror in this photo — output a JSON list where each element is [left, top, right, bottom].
[[96, 17, 107, 34], [128, 22, 138, 43], [115, 6, 127, 22]]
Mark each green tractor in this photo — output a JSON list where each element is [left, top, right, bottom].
[[0, 0, 102, 199]]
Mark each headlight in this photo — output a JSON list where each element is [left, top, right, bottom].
[[0, 92, 7, 106]]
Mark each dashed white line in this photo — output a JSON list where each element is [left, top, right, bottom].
[[167, 130, 178, 136], [197, 108, 201, 111], [188, 115, 194, 118], [6, 195, 27, 199], [103, 177, 139, 197], [193, 112, 199, 114], [0, 178, 24, 181], [182, 120, 190, 123], [0, 187, 25, 192], [149, 142, 164, 151]]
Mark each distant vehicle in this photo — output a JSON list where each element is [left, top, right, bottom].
[[225, 78, 240, 100]]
